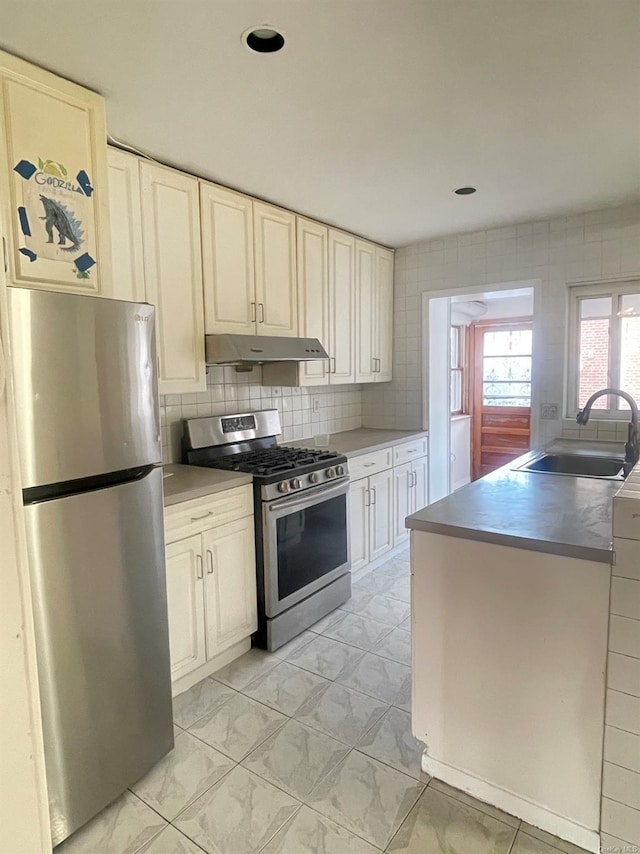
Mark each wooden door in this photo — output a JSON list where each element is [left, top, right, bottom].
[[472, 322, 532, 479], [393, 462, 412, 547], [140, 162, 206, 395], [165, 535, 206, 681], [349, 478, 370, 571], [200, 182, 256, 335], [107, 148, 145, 303], [297, 217, 329, 385], [0, 50, 111, 294], [355, 239, 376, 382], [202, 517, 257, 659], [375, 247, 394, 381], [253, 202, 297, 337], [328, 229, 355, 384], [369, 468, 394, 561]]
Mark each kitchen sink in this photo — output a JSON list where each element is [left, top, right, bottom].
[[515, 453, 625, 480]]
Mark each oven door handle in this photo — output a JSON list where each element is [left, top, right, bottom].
[[267, 479, 349, 512]]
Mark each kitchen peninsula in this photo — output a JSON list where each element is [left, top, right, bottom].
[[406, 440, 640, 853]]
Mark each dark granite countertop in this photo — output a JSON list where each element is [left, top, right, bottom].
[[406, 440, 622, 563]]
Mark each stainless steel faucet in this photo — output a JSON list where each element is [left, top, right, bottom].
[[576, 388, 639, 477]]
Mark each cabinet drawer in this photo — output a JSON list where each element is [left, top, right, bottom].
[[393, 438, 428, 465], [349, 448, 393, 480], [165, 486, 253, 542]]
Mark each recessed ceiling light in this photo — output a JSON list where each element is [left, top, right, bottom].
[[454, 187, 477, 195], [243, 26, 285, 54]]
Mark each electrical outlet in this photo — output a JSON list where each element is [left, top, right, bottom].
[[541, 403, 559, 420]]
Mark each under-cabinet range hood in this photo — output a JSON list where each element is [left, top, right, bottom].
[[205, 334, 329, 365]]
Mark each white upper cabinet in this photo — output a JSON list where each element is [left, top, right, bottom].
[[140, 162, 206, 395], [355, 239, 376, 383], [0, 49, 111, 295], [296, 217, 330, 385], [107, 148, 145, 303], [200, 182, 255, 335], [253, 202, 297, 337], [375, 246, 394, 382], [328, 229, 356, 384]]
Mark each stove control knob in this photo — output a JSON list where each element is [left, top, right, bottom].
[[308, 472, 320, 484], [336, 464, 345, 477], [325, 467, 336, 479], [290, 478, 302, 490], [278, 480, 290, 493]]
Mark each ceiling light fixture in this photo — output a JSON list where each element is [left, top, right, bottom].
[[243, 26, 285, 54], [454, 187, 477, 195]]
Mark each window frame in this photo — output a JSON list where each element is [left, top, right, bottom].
[[450, 324, 467, 416], [567, 280, 640, 419]]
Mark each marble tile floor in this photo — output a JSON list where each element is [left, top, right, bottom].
[[56, 549, 590, 854]]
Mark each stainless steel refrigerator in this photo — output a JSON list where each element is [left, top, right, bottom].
[[7, 287, 173, 847]]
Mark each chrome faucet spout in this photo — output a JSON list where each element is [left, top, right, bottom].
[[576, 387, 639, 476]]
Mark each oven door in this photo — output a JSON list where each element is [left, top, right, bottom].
[[262, 479, 350, 618]]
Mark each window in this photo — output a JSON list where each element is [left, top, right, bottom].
[[482, 327, 532, 407], [450, 325, 467, 414], [568, 282, 640, 417]]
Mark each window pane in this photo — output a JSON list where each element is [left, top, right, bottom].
[[578, 300, 610, 409], [451, 370, 462, 413], [483, 356, 531, 382], [450, 326, 460, 368], [483, 381, 531, 406], [483, 329, 532, 357], [619, 294, 640, 410]]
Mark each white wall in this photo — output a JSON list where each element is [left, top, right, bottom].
[[160, 368, 362, 462], [362, 203, 640, 447]]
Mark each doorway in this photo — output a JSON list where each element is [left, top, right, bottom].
[[470, 320, 532, 480]]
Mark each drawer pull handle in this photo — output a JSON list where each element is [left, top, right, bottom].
[[191, 511, 214, 522], [407, 449, 418, 454], [363, 462, 376, 467]]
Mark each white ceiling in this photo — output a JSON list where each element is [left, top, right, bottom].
[[1, 1, 639, 247]]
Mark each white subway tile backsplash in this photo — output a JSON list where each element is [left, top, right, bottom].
[[601, 797, 640, 847], [608, 653, 640, 698], [611, 577, 640, 621], [606, 689, 640, 735], [610, 616, 640, 659], [604, 725, 640, 774], [603, 762, 640, 810]]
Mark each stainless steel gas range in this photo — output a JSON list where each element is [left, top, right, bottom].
[[183, 410, 351, 651]]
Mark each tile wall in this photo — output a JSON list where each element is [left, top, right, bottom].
[[362, 203, 640, 447], [604, 473, 640, 849], [160, 367, 362, 463]]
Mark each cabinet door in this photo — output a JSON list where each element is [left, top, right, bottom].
[[355, 240, 376, 383], [253, 202, 297, 337], [297, 217, 329, 385], [375, 247, 394, 382], [349, 478, 370, 572], [200, 182, 256, 335], [393, 462, 412, 546], [0, 50, 111, 294], [412, 456, 429, 513], [165, 535, 206, 681], [140, 162, 206, 395], [369, 468, 394, 561], [107, 148, 145, 303], [202, 517, 257, 659], [328, 229, 355, 384]]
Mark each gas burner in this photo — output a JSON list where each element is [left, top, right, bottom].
[[211, 445, 343, 477]]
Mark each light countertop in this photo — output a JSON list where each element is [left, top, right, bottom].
[[288, 427, 428, 458], [162, 464, 252, 507], [406, 440, 623, 563]]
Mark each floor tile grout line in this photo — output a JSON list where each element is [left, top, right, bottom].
[[254, 802, 305, 854]]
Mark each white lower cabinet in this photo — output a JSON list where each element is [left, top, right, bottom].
[[350, 467, 394, 571], [393, 455, 428, 546], [165, 535, 207, 681], [164, 490, 256, 684]]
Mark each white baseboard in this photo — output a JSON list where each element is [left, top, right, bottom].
[[172, 637, 251, 697], [421, 752, 600, 854]]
